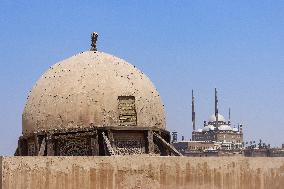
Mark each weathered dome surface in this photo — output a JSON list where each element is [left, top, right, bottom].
[[22, 51, 166, 135]]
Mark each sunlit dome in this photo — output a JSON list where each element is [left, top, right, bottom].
[[197, 129, 203, 132], [218, 125, 232, 131], [232, 127, 238, 132], [22, 51, 166, 135], [202, 125, 215, 132], [209, 114, 226, 122]]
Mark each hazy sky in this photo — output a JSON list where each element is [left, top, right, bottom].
[[1, 1, 284, 155]]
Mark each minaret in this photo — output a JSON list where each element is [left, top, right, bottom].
[[215, 88, 219, 128], [229, 107, 231, 121], [192, 90, 196, 131], [228, 107, 231, 125], [228, 108, 231, 125]]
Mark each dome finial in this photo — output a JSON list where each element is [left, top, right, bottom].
[[90, 32, 98, 51]]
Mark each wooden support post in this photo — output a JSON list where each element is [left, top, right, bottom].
[[147, 130, 154, 154], [91, 130, 99, 156], [153, 133, 182, 156], [18, 137, 28, 156], [46, 134, 55, 156], [38, 138, 46, 156], [107, 130, 114, 146], [34, 135, 40, 155]]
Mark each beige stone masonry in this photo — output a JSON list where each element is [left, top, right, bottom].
[[1, 156, 284, 189]]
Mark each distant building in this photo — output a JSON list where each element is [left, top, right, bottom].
[[244, 140, 284, 157], [173, 89, 244, 156], [244, 147, 284, 157]]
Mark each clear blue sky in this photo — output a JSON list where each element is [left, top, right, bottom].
[[0, 1, 284, 155]]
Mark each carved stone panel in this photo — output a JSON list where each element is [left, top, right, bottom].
[[118, 96, 137, 126], [113, 132, 145, 155], [55, 134, 92, 156]]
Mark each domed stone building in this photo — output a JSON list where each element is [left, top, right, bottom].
[[15, 33, 181, 156]]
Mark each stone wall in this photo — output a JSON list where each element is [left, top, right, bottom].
[[1, 156, 284, 189]]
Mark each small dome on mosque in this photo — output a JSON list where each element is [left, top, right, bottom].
[[232, 127, 238, 132], [209, 114, 226, 122], [218, 125, 233, 131], [197, 129, 203, 132], [202, 125, 215, 132]]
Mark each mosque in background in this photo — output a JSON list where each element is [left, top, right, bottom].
[[173, 89, 244, 156]]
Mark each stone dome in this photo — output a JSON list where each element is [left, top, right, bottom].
[[22, 51, 166, 135], [197, 129, 203, 132], [209, 114, 226, 122], [218, 125, 233, 131], [232, 127, 238, 132], [202, 125, 215, 132]]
